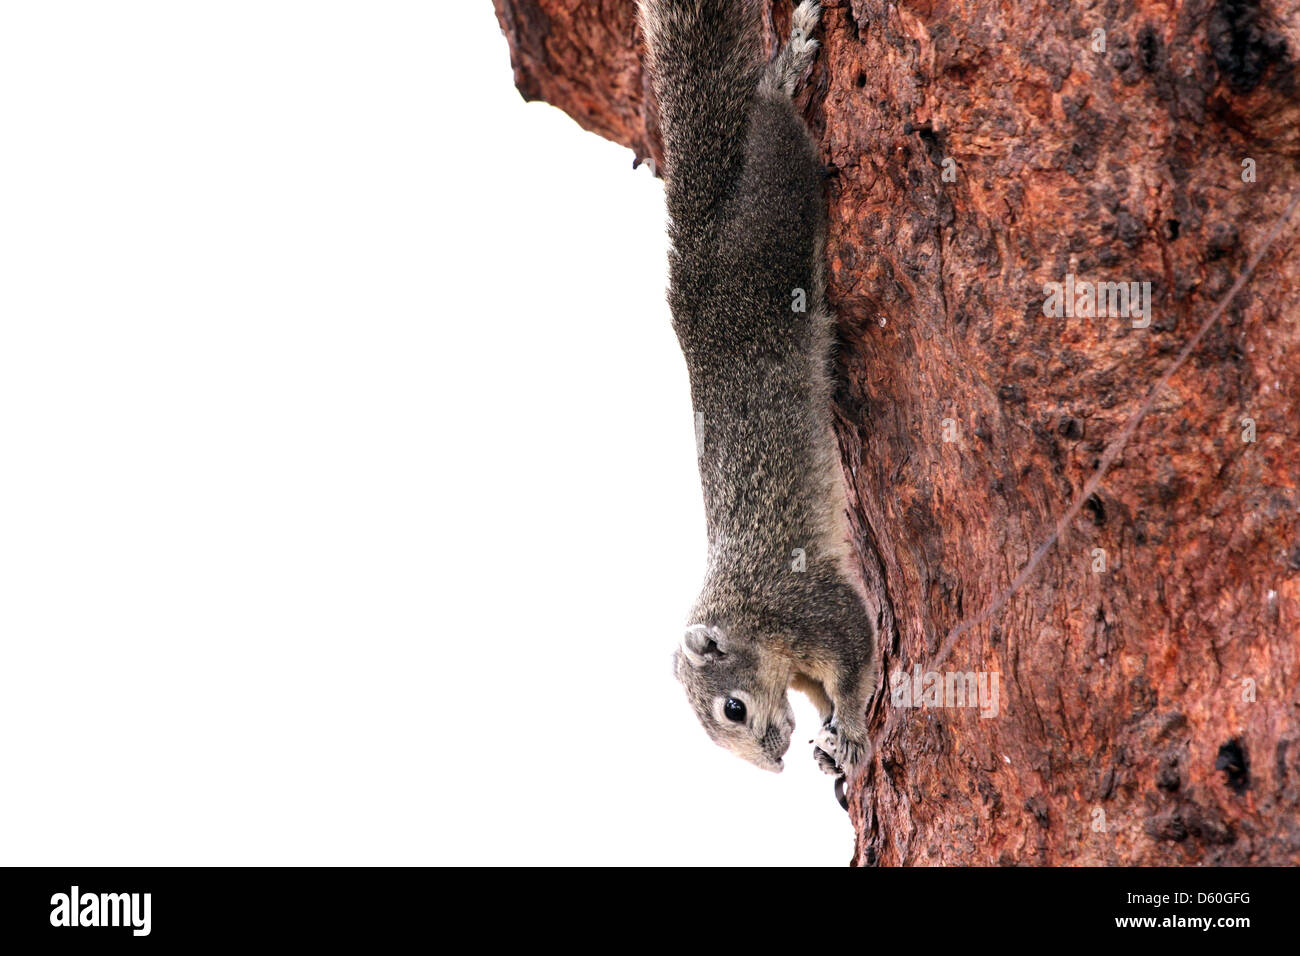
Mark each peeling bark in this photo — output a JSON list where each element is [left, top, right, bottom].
[[494, 0, 1300, 865]]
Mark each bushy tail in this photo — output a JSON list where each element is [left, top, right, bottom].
[[638, 0, 765, 244]]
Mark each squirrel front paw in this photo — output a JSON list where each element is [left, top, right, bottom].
[[813, 742, 840, 776], [813, 722, 867, 777]]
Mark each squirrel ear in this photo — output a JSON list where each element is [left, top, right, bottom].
[[681, 624, 725, 667]]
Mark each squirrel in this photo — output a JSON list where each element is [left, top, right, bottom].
[[639, 0, 879, 780]]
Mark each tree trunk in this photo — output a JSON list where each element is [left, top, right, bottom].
[[493, 0, 1300, 865]]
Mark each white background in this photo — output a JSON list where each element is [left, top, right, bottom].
[[0, 1, 852, 865]]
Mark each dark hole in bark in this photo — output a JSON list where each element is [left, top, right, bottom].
[[1215, 739, 1250, 793]]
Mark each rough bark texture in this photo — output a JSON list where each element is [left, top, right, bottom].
[[494, 0, 1300, 865]]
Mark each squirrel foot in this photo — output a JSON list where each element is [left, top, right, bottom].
[[790, 1, 822, 58], [764, 1, 822, 96]]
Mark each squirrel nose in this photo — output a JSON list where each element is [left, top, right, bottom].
[[761, 723, 789, 754]]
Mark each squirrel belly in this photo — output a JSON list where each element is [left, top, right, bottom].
[[642, 0, 879, 778]]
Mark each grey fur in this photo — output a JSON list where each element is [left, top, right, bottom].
[[640, 0, 879, 776]]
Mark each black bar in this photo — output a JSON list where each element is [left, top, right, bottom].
[[0, 866, 1289, 944]]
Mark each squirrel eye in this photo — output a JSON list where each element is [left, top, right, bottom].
[[723, 698, 746, 722]]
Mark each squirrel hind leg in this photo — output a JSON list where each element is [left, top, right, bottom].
[[761, 1, 822, 97]]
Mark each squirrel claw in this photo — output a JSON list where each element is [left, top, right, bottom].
[[833, 774, 848, 810]]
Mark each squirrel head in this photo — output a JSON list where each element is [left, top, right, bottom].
[[674, 623, 794, 772]]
